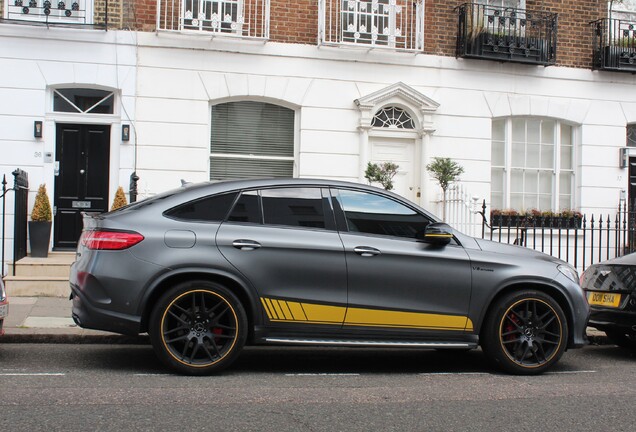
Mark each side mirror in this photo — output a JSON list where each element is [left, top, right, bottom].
[[419, 222, 453, 245]]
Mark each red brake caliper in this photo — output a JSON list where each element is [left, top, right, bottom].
[[213, 328, 223, 345]]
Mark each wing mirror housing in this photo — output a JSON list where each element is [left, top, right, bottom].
[[419, 222, 453, 245]]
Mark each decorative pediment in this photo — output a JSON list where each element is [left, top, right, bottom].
[[354, 82, 439, 133]]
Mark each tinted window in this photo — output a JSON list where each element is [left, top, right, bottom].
[[165, 192, 237, 222], [335, 189, 430, 238], [261, 188, 326, 229], [228, 191, 261, 223]]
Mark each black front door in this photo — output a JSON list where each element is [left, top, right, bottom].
[[54, 124, 110, 249]]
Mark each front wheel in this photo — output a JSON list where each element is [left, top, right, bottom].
[[149, 281, 247, 375], [481, 290, 568, 375]]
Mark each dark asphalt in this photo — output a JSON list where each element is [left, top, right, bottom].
[[0, 344, 635, 431]]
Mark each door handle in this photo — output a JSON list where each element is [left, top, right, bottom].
[[232, 240, 261, 251], [353, 246, 381, 257]]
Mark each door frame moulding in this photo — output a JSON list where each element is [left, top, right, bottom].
[[44, 85, 124, 230], [354, 82, 440, 205]]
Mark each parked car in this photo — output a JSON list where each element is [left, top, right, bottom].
[[581, 253, 636, 349], [0, 276, 8, 336], [70, 178, 589, 375]]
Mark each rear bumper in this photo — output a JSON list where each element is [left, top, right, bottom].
[[70, 284, 141, 336]]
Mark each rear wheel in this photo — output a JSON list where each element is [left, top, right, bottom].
[[149, 281, 247, 375], [481, 290, 568, 375], [604, 329, 636, 350]]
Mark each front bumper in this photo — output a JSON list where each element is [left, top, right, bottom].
[[70, 284, 141, 336], [0, 298, 8, 336], [588, 308, 636, 333]]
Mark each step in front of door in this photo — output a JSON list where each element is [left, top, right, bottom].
[[3, 276, 70, 297]]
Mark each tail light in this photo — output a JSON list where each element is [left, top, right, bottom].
[[80, 230, 144, 250]]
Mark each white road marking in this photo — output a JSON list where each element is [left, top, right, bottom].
[[285, 373, 361, 376], [545, 370, 597, 375], [419, 372, 490, 376], [0, 373, 65, 376]]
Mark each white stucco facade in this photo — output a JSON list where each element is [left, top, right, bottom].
[[1, 24, 636, 255]]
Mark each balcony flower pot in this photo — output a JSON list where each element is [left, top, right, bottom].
[[28, 184, 52, 258]]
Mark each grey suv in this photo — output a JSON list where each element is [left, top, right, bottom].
[[70, 178, 589, 375]]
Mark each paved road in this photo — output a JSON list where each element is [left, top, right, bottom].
[[0, 343, 635, 431]]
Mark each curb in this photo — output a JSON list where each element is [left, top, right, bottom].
[[0, 332, 149, 345]]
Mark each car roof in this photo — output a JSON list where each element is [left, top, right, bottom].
[[109, 177, 439, 221]]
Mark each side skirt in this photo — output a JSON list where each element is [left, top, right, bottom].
[[262, 337, 478, 349]]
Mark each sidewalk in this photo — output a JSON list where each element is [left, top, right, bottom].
[[1, 295, 609, 345], [1, 296, 148, 344]]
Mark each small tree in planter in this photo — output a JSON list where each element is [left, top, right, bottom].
[[426, 157, 464, 222], [110, 186, 128, 211], [29, 184, 52, 258], [364, 162, 399, 191]]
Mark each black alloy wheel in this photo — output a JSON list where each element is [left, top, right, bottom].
[[482, 290, 568, 375], [149, 281, 247, 375]]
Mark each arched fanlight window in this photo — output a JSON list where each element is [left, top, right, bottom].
[[628, 124, 636, 147], [53, 88, 114, 114], [371, 106, 415, 129]]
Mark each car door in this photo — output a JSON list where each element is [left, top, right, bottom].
[[216, 187, 348, 330], [332, 188, 473, 335]]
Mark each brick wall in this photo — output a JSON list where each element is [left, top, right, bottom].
[[538, 0, 605, 68], [94, 0, 123, 28], [125, 0, 611, 69], [270, 0, 317, 44], [119, 0, 156, 31]]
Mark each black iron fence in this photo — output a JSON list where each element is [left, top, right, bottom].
[[480, 201, 636, 273], [1, 169, 29, 276]]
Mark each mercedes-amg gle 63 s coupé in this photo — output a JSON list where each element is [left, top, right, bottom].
[[70, 179, 589, 375]]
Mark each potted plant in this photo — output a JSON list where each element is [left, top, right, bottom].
[[110, 186, 128, 211], [364, 162, 399, 191], [29, 184, 52, 258], [426, 157, 464, 222], [490, 209, 521, 227]]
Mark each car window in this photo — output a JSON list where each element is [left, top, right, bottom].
[[261, 187, 327, 229], [334, 189, 430, 238], [228, 190, 261, 223], [164, 192, 237, 222]]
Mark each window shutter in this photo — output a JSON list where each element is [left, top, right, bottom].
[[210, 101, 294, 180]]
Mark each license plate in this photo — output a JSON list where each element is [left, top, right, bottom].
[[588, 292, 621, 308], [0, 304, 8, 318]]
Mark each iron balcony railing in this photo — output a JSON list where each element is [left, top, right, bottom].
[[592, 18, 636, 72], [2, 0, 105, 28], [157, 0, 270, 39], [456, 2, 557, 66], [319, 0, 424, 52]]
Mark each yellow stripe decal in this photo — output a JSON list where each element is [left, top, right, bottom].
[[266, 298, 280, 320], [302, 303, 346, 323], [287, 301, 307, 321], [345, 307, 469, 331], [274, 300, 288, 320], [260, 298, 473, 331], [260, 298, 273, 320]]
